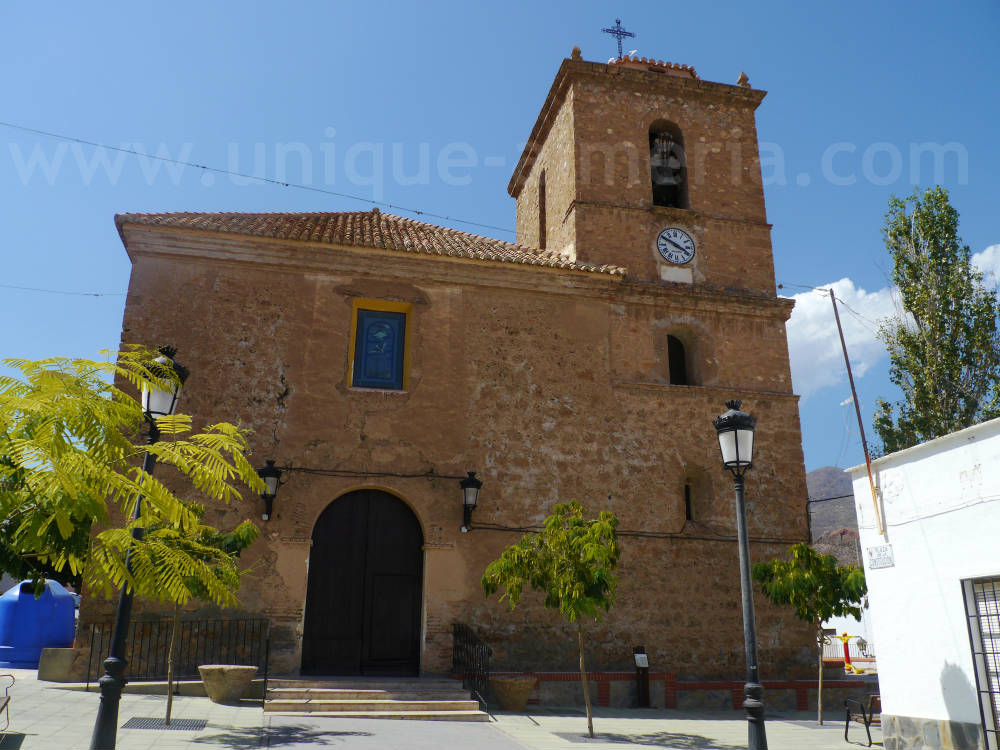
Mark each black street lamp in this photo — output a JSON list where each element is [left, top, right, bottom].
[[257, 460, 283, 521], [91, 346, 188, 750], [713, 399, 767, 750], [459, 471, 482, 532]]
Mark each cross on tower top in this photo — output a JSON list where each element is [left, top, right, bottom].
[[601, 19, 635, 60]]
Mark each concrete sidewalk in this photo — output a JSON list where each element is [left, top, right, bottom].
[[0, 669, 881, 748], [1, 668, 263, 749], [491, 707, 879, 749]]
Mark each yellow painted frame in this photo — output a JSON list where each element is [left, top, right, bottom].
[[347, 298, 414, 391]]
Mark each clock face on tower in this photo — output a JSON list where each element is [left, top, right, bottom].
[[656, 227, 696, 265]]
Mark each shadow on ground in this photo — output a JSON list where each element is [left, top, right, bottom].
[[193, 724, 373, 748], [0, 733, 25, 749], [556, 731, 743, 749], [526, 707, 587, 717]]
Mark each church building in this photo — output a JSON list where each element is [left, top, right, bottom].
[[94, 47, 814, 693]]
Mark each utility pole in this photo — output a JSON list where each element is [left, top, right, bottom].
[[829, 290, 884, 536]]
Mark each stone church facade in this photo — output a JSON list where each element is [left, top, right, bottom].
[[92, 50, 813, 683]]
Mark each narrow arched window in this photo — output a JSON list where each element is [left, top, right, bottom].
[[538, 170, 547, 249], [667, 335, 687, 385], [650, 121, 688, 209], [684, 481, 693, 521]]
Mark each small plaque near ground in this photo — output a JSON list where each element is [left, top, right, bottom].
[[122, 717, 208, 731]]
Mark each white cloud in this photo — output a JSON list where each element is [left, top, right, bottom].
[[784, 278, 896, 402], [784, 242, 1000, 403], [972, 244, 1000, 286]]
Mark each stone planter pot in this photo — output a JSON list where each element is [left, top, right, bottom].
[[38, 647, 77, 682], [490, 675, 537, 712], [198, 665, 258, 704]]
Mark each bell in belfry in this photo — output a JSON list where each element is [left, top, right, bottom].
[[651, 132, 685, 206]]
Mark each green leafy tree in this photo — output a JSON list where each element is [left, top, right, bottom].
[[0, 347, 265, 597], [0, 484, 90, 588], [752, 543, 867, 724], [482, 502, 620, 738], [96, 508, 260, 724], [874, 186, 1000, 453]]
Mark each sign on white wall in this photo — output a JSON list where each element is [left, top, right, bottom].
[[867, 544, 895, 569]]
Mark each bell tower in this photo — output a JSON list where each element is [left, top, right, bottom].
[[509, 48, 775, 295]]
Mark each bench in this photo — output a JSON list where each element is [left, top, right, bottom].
[[0, 674, 12, 732], [844, 693, 880, 746]]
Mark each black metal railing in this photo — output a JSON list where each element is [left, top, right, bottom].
[[453, 622, 492, 710], [85, 617, 270, 690]]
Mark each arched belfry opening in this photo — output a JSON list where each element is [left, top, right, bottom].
[[301, 490, 424, 676], [650, 120, 688, 209]]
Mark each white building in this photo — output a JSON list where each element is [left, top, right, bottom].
[[850, 419, 1000, 749]]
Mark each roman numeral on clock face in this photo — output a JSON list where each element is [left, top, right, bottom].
[[656, 227, 695, 265]]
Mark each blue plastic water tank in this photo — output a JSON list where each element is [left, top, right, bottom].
[[0, 580, 76, 668]]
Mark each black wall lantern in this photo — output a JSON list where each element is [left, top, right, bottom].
[[252, 462, 480, 527], [459, 471, 483, 532], [257, 460, 283, 521]]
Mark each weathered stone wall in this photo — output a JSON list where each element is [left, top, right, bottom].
[[571, 73, 767, 218], [82, 224, 813, 681], [83, 53, 814, 686], [513, 58, 775, 292], [514, 87, 577, 257]]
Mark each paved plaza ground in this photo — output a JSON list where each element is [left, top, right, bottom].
[[0, 669, 881, 749]]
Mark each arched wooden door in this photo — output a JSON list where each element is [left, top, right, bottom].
[[301, 490, 424, 675]]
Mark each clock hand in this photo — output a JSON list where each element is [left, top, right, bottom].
[[666, 238, 689, 253]]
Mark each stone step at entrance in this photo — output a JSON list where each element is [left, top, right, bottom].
[[269, 688, 471, 701], [264, 677, 489, 722], [268, 677, 464, 691]]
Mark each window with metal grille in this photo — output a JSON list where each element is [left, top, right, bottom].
[[963, 576, 1000, 749]]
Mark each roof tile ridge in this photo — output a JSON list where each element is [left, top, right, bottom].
[[118, 209, 375, 219], [370, 207, 386, 247], [381, 211, 520, 249], [387, 211, 572, 261]]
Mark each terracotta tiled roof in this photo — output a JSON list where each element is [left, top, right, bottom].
[[115, 209, 626, 276]]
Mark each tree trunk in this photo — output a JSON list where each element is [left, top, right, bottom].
[[577, 623, 594, 739], [816, 626, 824, 725], [165, 603, 180, 725]]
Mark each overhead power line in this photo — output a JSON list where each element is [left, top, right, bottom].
[[0, 120, 516, 236], [0, 283, 125, 298], [777, 281, 830, 293]]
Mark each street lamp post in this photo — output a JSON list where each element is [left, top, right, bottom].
[[713, 399, 767, 750], [90, 347, 188, 750]]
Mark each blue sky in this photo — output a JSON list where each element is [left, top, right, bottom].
[[2, 0, 997, 474]]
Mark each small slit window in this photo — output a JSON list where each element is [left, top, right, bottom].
[[684, 482, 693, 521], [538, 170, 547, 250], [668, 335, 688, 385]]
